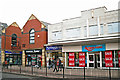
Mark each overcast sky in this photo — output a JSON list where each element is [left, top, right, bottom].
[[0, 0, 119, 28]]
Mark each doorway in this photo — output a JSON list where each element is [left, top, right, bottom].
[[88, 52, 100, 68]]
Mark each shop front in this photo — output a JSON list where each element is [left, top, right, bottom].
[[46, 45, 63, 67], [5, 51, 22, 65], [63, 43, 120, 69], [25, 49, 42, 66]]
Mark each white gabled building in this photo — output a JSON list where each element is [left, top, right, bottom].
[[46, 6, 120, 69]]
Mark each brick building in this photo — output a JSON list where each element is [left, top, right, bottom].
[[21, 14, 49, 67], [1, 14, 50, 67], [1, 22, 22, 65]]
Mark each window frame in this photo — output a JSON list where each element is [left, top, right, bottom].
[[29, 28, 35, 44], [11, 34, 17, 47]]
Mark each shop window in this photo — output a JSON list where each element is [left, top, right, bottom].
[[89, 25, 98, 36], [29, 29, 35, 44], [67, 52, 87, 67], [11, 34, 17, 47]]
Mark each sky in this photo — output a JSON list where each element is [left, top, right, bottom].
[[0, 0, 120, 29]]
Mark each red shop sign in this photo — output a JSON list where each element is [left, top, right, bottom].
[[105, 51, 113, 67], [69, 52, 75, 67], [118, 51, 120, 67], [79, 52, 85, 67]]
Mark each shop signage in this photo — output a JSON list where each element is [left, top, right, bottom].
[[118, 51, 120, 67], [25, 49, 42, 53], [69, 52, 75, 67], [82, 44, 105, 52], [105, 51, 113, 67], [79, 52, 85, 67], [46, 46, 62, 50], [5, 51, 22, 54]]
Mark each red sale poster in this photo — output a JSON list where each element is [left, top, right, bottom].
[[118, 51, 120, 67], [79, 52, 85, 67], [105, 51, 113, 67], [69, 52, 75, 67]]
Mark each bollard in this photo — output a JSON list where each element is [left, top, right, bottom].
[[84, 67, 85, 80], [63, 66, 64, 78], [109, 67, 111, 80], [20, 65, 21, 73], [31, 66, 33, 75], [46, 65, 47, 76], [10, 65, 11, 72]]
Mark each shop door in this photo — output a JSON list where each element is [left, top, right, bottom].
[[88, 53, 100, 68], [95, 54, 100, 68], [89, 54, 94, 68]]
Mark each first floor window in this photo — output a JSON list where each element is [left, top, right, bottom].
[[29, 29, 35, 44]]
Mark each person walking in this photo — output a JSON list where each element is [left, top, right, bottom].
[[57, 58, 62, 71], [48, 58, 52, 69], [38, 59, 41, 69], [53, 58, 58, 72]]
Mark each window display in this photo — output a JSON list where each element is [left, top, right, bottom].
[[5, 54, 22, 65]]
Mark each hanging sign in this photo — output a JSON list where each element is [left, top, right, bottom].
[[105, 51, 113, 67], [79, 52, 85, 67], [118, 51, 120, 67], [69, 52, 75, 67]]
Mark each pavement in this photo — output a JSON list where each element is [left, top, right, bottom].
[[1, 65, 120, 80], [1, 72, 120, 80]]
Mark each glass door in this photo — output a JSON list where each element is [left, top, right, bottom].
[[89, 54, 94, 68]]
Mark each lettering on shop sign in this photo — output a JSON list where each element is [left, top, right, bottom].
[[105, 51, 113, 67], [46, 46, 62, 50], [25, 50, 42, 53], [82, 44, 105, 52]]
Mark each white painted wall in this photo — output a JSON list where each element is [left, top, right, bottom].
[[48, 7, 119, 44]]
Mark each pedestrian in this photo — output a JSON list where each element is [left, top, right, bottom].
[[38, 59, 41, 69], [5, 60, 8, 69], [48, 58, 52, 69], [57, 58, 62, 71], [53, 58, 58, 72]]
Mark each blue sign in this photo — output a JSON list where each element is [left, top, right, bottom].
[[5, 51, 22, 54], [82, 44, 105, 52], [46, 46, 62, 50]]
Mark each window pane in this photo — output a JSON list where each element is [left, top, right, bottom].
[[30, 40, 34, 43], [30, 33, 35, 36], [84, 26, 87, 37], [52, 31, 62, 40], [66, 27, 81, 38], [89, 25, 98, 36], [108, 22, 119, 33], [100, 25, 104, 35], [30, 37, 34, 39], [30, 29, 35, 33]]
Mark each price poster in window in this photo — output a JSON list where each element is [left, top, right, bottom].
[[105, 51, 113, 67], [69, 52, 75, 67], [79, 52, 85, 67], [118, 51, 120, 67]]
